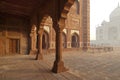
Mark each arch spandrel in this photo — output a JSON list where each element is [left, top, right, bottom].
[[39, 15, 53, 28], [52, 0, 76, 30]]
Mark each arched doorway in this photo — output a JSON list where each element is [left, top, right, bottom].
[[71, 33, 79, 48], [62, 32, 67, 48], [42, 30, 49, 49]]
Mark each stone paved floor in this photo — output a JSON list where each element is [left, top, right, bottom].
[[0, 51, 120, 80], [44, 51, 120, 80], [0, 54, 81, 80]]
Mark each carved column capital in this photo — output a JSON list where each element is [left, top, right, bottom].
[[52, 17, 66, 32], [53, 23, 64, 33]]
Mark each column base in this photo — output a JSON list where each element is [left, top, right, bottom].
[[35, 53, 43, 60], [52, 60, 68, 73], [29, 50, 37, 55]]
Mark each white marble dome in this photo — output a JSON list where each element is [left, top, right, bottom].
[[110, 6, 120, 21]]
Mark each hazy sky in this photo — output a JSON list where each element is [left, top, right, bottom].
[[90, 0, 120, 40]]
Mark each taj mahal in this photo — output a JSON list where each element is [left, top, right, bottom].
[[95, 4, 120, 47]]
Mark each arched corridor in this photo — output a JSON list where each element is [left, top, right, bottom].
[[0, 0, 90, 73]]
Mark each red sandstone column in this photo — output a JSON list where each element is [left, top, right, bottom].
[[29, 25, 37, 55], [36, 28, 43, 60], [52, 23, 68, 73]]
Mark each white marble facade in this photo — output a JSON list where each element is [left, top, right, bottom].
[[96, 5, 120, 47]]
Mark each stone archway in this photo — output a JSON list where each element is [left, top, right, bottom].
[[52, 0, 77, 73], [42, 30, 49, 49], [36, 15, 53, 60], [62, 32, 67, 48], [71, 33, 79, 48]]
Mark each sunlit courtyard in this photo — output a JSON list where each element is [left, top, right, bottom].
[[0, 51, 120, 80]]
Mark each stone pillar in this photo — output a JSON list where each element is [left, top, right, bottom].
[[36, 28, 44, 60], [67, 29, 71, 48], [80, 0, 90, 51], [29, 25, 37, 55], [52, 23, 68, 73]]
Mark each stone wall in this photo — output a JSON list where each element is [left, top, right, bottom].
[[42, 2, 82, 50], [0, 14, 30, 56]]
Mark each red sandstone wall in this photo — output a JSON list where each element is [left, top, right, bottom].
[[0, 14, 30, 56], [43, 2, 82, 50], [0, 37, 6, 56]]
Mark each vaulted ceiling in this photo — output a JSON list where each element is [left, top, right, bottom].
[[0, 0, 46, 17], [0, 0, 75, 20]]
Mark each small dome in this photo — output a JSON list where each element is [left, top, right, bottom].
[[101, 20, 107, 25], [110, 6, 120, 20]]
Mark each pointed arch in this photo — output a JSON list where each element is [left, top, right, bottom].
[[42, 30, 49, 49], [62, 32, 67, 48], [71, 33, 79, 48]]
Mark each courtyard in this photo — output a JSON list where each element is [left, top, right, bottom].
[[0, 51, 120, 80]]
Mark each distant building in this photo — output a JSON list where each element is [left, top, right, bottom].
[[96, 5, 120, 47]]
